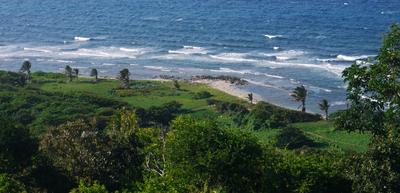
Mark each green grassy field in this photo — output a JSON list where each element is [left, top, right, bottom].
[[33, 73, 371, 152], [254, 121, 371, 152], [35, 75, 248, 117]]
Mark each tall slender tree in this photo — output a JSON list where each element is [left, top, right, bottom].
[[319, 99, 330, 120], [90, 68, 98, 83], [247, 93, 254, 104], [19, 60, 32, 83], [65, 65, 73, 82], [73, 68, 79, 79], [118, 69, 130, 89], [291, 85, 307, 112]]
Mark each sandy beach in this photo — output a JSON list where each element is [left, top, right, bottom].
[[192, 79, 262, 103]]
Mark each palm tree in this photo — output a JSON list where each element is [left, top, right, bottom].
[[118, 68, 130, 88], [20, 60, 32, 83], [247, 93, 253, 104], [319, 99, 330, 120], [90, 68, 98, 83], [65, 65, 73, 82], [73, 68, 79, 79], [291, 85, 307, 112], [173, 79, 180, 90]]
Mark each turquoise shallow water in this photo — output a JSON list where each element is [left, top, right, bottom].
[[0, 0, 399, 112]]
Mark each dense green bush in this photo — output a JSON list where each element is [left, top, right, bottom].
[[0, 71, 26, 86], [276, 127, 316, 149], [165, 116, 265, 193], [192, 91, 213, 99], [0, 116, 37, 173], [0, 85, 127, 135], [0, 173, 27, 193]]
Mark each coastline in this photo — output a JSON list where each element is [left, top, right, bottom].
[[192, 79, 262, 104]]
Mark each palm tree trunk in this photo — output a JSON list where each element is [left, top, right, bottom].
[[301, 100, 306, 112], [325, 110, 328, 120]]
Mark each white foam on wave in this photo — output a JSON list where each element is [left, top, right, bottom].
[[331, 101, 347, 106], [264, 34, 284, 39], [336, 54, 373, 61], [209, 53, 257, 63], [211, 67, 284, 79], [318, 54, 375, 62], [168, 45, 208, 55], [273, 46, 280, 50], [23, 47, 52, 53], [61, 46, 149, 59], [264, 50, 306, 61], [74, 36, 91, 42], [144, 65, 171, 72]]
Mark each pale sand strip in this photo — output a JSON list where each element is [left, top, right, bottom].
[[192, 79, 262, 103]]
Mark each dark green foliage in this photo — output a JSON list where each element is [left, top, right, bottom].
[[0, 85, 127, 135], [348, 135, 400, 193], [29, 155, 75, 193], [0, 173, 27, 193], [136, 101, 183, 127], [19, 60, 32, 83], [192, 91, 212, 99], [118, 69, 130, 89], [246, 102, 321, 130], [173, 79, 180, 90], [270, 151, 352, 193], [0, 71, 26, 86], [70, 180, 108, 193], [0, 116, 37, 173], [166, 116, 265, 193], [40, 119, 142, 191], [335, 24, 400, 192], [276, 127, 316, 149]]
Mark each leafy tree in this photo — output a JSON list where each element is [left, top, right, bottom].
[[247, 93, 254, 104], [0, 173, 27, 193], [319, 99, 330, 120], [65, 65, 73, 82], [90, 69, 98, 83], [173, 79, 180, 90], [40, 118, 142, 191], [118, 69, 130, 89], [291, 85, 307, 112], [70, 180, 108, 193], [335, 24, 400, 193], [19, 60, 32, 83], [0, 116, 37, 173], [165, 116, 265, 192]]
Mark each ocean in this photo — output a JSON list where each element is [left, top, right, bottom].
[[0, 0, 399, 112]]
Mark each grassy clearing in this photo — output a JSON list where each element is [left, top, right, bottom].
[[291, 121, 371, 152], [254, 121, 370, 152], [35, 75, 248, 114]]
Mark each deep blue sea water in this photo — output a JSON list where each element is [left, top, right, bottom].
[[0, 0, 399, 112]]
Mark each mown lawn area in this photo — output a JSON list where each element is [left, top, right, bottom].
[[254, 121, 371, 152]]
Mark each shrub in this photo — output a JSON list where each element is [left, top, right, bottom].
[[0, 173, 27, 193], [0, 71, 26, 86], [192, 91, 213, 99], [276, 127, 316, 149]]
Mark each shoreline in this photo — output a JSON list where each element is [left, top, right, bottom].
[[191, 79, 262, 104]]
